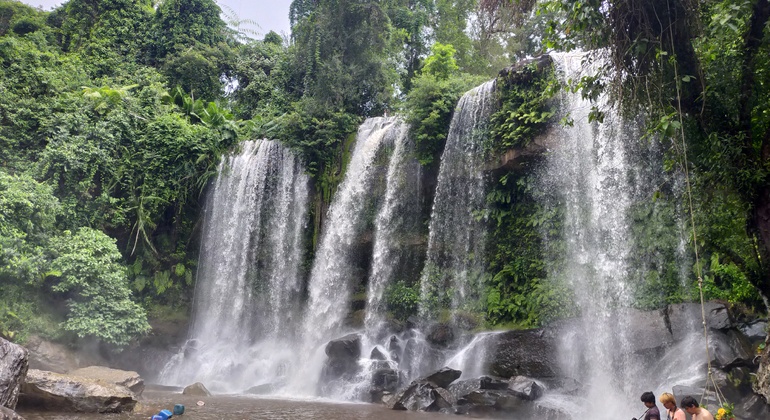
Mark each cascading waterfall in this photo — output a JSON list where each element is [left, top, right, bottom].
[[159, 140, 309, 392], [419, 80, 496, 317], [290, 117, 397, 395], [540, 52, 702, 418], [363, 119, 422, 339]]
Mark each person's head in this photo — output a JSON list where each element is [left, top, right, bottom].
[[681, 396, 699, 414], [641, 391, 656, 408], [659, 392, 676, 410]]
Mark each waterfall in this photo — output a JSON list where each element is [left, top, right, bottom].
[[419, 80, 496, 317], [292, 117, 398, 394], [364, 119, 422, 339], [159, 139, 309, 393], [540, 52, 693, 418]]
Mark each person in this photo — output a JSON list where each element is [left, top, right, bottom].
[[681, 396, 714, 420], [634, 391, 661, 420], [659, 392, 686, 420]]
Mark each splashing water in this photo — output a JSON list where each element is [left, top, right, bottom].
[[160, 140, 309, 393], [419, 80, 496, 318]]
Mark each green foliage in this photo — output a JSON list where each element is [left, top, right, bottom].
[[149, 0, 226, 62], [483, 173, 573, 326], [421, 42, 459, 81], [49, 228, 150, 346], [290, 0, 398, 116], [384, 280, 420, 321], [0, 171, 60, 285], [404, 72, 486, 165], [488, 60, 557, 154]]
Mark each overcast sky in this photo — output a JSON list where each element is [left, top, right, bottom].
[[19, 0, 292, 38]]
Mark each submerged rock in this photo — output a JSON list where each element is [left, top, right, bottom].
[[19, 369, 136, 413], [0, 338, 28, 410], [182, 382, 211, 397]]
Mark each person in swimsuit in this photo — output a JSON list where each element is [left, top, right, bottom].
[[681, 396, 714, 420], [659, 392, 685, 420]]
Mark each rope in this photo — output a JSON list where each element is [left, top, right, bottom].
[[665, 0, 724, 410]]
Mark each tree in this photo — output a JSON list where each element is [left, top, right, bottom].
[[149, 0, 227, 62], [421, 42, 459, 80], [290, 0, 397, 116], [49, 227, 150, 346], [541, 0, 770, 310]]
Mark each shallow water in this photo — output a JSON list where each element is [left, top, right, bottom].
[[17, 389, 446, 420]]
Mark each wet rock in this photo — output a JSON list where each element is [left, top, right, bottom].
[[739, 320, 767, 345], [372, 368, 400, 392], [0, 338, 28, 410], [322, 334, 362, 381], [489, 329, 559, 379], [68, 366, 144, 397], [422, 367, 461, 388], [672, 385, 718, 410], [19, 369, 136, 413], [508, 376, 544, 400], [736, 394, 770, 419], [0, 406, 24, 420], [709, 329, 754, 370], [391, 382, 454, 412], [426, 323, 454, 347], [479, 375, 508, 390], [182, 382, 211, 396], [447, 378, 482, 401], [666, 302, 732, 341], [753, 342, 770, 403], [370, 347, 387, 361]]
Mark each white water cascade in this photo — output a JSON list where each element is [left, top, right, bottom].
[[160, 139, 309, 393], [363, 119, 422, 338], [290, 117, 398, 395], [540, 52, 704, 419], [419, 80, 496, 317]]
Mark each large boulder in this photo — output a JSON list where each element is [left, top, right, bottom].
[[489, 329, 559, 378], [0, 406, 24, 420], [322, 334, 362, 382], [421, 367, 461, 388], [19, 369, 136, 413], [666, 302, 732, 341], [390, 382, 454, 412], [508, 376, 544, 401], [182, 382, 211, 396], [68, 366, 144, 397], [0, 339, 28, 410], [708, 329, 754, 370]]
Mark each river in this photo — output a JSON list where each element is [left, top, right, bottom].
[[16, 388, 446, 420]]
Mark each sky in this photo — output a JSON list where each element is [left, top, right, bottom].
[[19, 0, 293, 39]]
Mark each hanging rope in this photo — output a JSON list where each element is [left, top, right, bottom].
[[666, 0, 725, 409]]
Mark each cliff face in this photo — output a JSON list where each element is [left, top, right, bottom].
[[755, 336, 770, 403]]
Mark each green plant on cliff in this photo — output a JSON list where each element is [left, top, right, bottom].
[[483, 173, 573, 326], [488, 60, 558, 155]]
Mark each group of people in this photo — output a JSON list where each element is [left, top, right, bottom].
[[635, 391, 715, 420]]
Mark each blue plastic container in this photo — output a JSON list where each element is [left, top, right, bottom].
[[151, 416, 164, 420], [173, 404, 185, 415], [157, 409, 173, 420]]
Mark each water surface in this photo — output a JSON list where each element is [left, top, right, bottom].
[[18, 389, 446, 420]]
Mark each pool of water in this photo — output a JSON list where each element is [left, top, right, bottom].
[[17, 389, 446, 420]]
